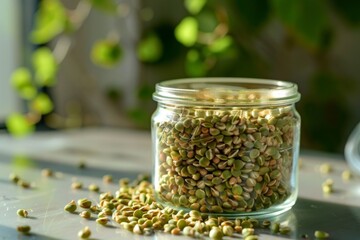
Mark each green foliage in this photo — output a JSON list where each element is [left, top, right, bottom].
[[330, 0, 360, 25], [10, 68, 37, 100], [10, 68, 31, 89], [137, 85, 154, 101], [87, 0, 118, 14], [184, 0, 207, 15], [30, 0, 67, 44], [127, 85, 156, 129], [127, 108, 151, 129], [137, 33, 163, 63], [175, 17, 199, 47], [7, 0, 360, 153], [91, 39, 123, 67], [32, 47, 58, 86], [106, 87, 122, 102], [271, 0, 329, 49], [208, 36, 233, 53], [234, 0, 270, 31], [197, 10, 218, 33], [31, 93, 54, 115], [8, 0, 126, 136], [10, 49, 55, 117], [149, 24, 185, 64], [6, 113, 35, 137], [185, 49, 207, 77]]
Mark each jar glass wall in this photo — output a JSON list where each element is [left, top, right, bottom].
[[151, 78, 301, 218]]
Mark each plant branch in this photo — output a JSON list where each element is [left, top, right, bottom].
[[53, 0, 92, 64]]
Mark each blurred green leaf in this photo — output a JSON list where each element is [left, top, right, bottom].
[[18, 86, 38, 100], [31, 93, 53, 115], [10, 68, 31, 89], [137, 33, 163, 63], [137, 85, 154, 101], [185, 49, 207, 77], [208, 36, 233, 53], [330, 0, 360, 25], [30, 0, 67, 44], [87, 0, 117, 13], [106, 87, 122, 102], [150, 24, 185, 64], [271, 0, 328, 49], [6, 113, 35, 137], [184, 0, 207, 15], [175, 17, 199, 47], [234, 0, 270, 31], [63, 15, 76, 33], [32, 47, 58, 86], [10, 68, 37, 100], [127, 108, 151, 129], [91, 40, 123, 67], [197, 10, 218, 33]]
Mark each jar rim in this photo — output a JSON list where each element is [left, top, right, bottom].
[[153, 77, 301, 106]]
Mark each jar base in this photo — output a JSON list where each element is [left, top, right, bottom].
[[155, 193, 297, 220]]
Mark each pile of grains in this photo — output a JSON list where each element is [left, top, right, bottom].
[[13, 161, 346, 239], [63, 175, 332, 240], [65, 176, 292, 240]]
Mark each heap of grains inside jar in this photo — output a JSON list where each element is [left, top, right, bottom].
[[155, 107, 297, 213]]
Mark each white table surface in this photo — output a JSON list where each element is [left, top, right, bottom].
[[0, 128, 359, 239]]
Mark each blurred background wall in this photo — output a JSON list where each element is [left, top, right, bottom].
[[2, 0, 360, 154], [0, 1, 22, 121]]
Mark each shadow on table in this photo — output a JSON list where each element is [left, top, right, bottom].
[[0, 225, 62, 240], [0, 153, 144, 181], [291, 197, 360, 239]]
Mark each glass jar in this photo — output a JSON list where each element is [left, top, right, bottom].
[[151, 78, 301, 217]]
